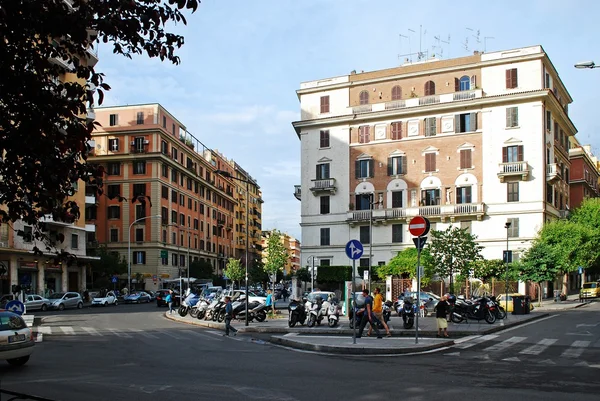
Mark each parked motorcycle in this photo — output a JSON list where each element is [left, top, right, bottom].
[[451, 297, 497, 324], [327, 300, 342, 328], [178, 293, 201, 317], [233, 296, 268, 322], [204, 297, 221, 321], [288, 298, 307, 327], [348, 306, 364, 329], [489, 296, 507, 320], [307, 295, 330, 327], [190, 298, 210, 319], [401, 296, 416, 329]]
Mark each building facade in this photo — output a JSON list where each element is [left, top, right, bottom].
[[293, 46, 576, 294], [260, 230, 301, 276], [568, 138, 599, 209], [88, 104, 259, 291]]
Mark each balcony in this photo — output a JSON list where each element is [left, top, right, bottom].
[[309, 178, 336, 195], [217, 219, 226, 227], [497, 161, 530, 183], [453, 89, 479, 101], [352, 104, 372, 114], [87, 108, 96, 123], [294, 185, 301, 201], [86, 46, 99, 67], [385, 100, 406, 111], [546, 163, 561, 184], [41, 214, 73, 227], [347, 203, 485, 225], [419, 95, 440, 106]]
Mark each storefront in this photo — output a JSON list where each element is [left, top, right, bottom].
[[44, 263, 63, 297], [18, 261, 38, 295]]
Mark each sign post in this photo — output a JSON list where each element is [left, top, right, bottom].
[[345, 240, 364, 345], [409, 216, 430, 345]]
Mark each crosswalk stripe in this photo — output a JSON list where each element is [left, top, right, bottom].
[[519, 338, 558, 355], [454, 334, 499, 349], [81, 327, 102, 336], [160, 330, 185, 340], [180, 329, 222, 341], [37, 326, 52, 335], [128, 329, 158, 339], [561, 340, 591, 358], [483, 336, 527, 352], [60, 326, 75, 335], [108, 328, 131, 338]]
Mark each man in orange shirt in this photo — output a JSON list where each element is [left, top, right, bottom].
[[368, 287, 391, 337]]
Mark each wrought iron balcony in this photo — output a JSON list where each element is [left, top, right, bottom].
[[546, 163, 561, 184], [497, 161, 530, 182], [309, 178, 336, 195], [294, 185, 301, 201], [346, 203, 485, 226], [352, 104, 372, 114]]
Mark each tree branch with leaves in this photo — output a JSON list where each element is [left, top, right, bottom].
[[224, 258, 245, 290]]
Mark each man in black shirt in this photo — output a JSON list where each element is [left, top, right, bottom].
[[435, 295, 449, 338], [356, 289, 382, 339]]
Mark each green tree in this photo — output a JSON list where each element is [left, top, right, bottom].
[[189, 259, 214, 280], [0, 0, 198, 258], [90, 246, 127, 280], [224, 258, 245, 289], [428, 226, 484, 293], [249, 260, 268, 285], [472, 259, 506, 284], [294, 267, 311, 291], [376, 248, 434, 284], [520, 241, 561, 305], [263, 230, 289, 309]]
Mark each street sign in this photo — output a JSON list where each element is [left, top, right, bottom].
[[152, 274, 157, 282], [345, 240, 364, 260], [160, 250, 168, 259], [5, 300, 25, 315], [578, 266, 583, 275], [363, 270, 369, 281], [111, 276, 118, 284], [503, 250, 513, 263], [409, 216, 430, 237], [417, 265, 424, 277], [413, 236, 427, 250]]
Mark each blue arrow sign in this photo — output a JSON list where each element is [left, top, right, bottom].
[[345, 240, 364, 260], [5, 300, 25, 316], [111, 276, 118, 283]]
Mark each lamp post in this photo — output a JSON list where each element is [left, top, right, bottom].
[[306, 256, 317, 292], [215, 169, 251, 327], [367, 193, 381, 293], [574, 61, 597, 69], [128, 214, 161, 293], [504, 221, 511, 313]]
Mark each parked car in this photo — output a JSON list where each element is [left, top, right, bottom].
[[146, 291, 156, 302], [495, 293, 535, 312], [580, 282, 600, 299], [124, 291, 151, 304], [24, 294, 51, 312], [47, 292, 84, 311], [0, 311, 34, 366], [156, 289, 181, 307], [91, 291, 118, 306], [225, 289, 267, 304]]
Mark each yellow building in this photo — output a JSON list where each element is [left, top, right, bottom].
[[261, 230, 300, 276]]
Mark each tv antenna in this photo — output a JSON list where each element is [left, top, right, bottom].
[[432, 34, 450, 59], [398, 33, 411, 63]]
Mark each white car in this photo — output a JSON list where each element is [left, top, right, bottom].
[[227, 290, 267, 304], [0, 311, 34, 366], [91, 291, 118, 306]]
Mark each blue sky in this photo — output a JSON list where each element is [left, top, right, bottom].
[[99, 0, 600, 240]]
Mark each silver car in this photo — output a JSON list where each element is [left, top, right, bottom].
[[0, 311, 34, 366], [47, 292, 84, 311], [24, 294, 51, 312]]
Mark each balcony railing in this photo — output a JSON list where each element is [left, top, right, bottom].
[[497, 161, 530, 183], [453, 89, 478, 101], [294, 185, 301, 201], [546, 163, 561, 183], [309, 178, 336, 195], [352, 104, 372, 114], [419, 95, 440, 106], [347, 203, 485, 224], [384, 100, 406, 110]]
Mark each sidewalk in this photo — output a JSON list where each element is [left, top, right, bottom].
[[533, 294, 593, 311]]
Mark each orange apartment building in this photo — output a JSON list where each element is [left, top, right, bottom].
[[87, 104, 259, 291], [568, 137, 599, 209], [260, 230, 300, 277]]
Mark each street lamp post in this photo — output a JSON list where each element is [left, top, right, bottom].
[[367, 193, 381, 293], [306, 256, 317, 292], [504, 221, 511, 313], [128, 214, 161, 293], [215, 169, 251, 327], [574, 61, 597, 69]]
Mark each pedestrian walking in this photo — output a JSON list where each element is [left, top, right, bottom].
[[265, 289, 274, 316], [368, 287, 391, 337], [166, 289, 174, 315], [223, 296, 238, 336], [357, 289, 382, 339], [435, 294, 450, 338]]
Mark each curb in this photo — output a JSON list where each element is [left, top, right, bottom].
[[269, 336, 455, 355]]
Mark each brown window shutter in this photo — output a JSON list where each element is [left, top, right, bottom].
[[505, 69, 512, 89], [511, 68, 518, 88], [424, 81, 431, 96], [425, 154, 431, 172], [401, 156, 407, 174], [392, 86, 402, 100], [517, 145, 524, 162], [432, 153, 437, 171], [455, 78, 460, 92], [467, 149, 472, 167], [320, 96, 330, 113], [502, 147, 508, 163]]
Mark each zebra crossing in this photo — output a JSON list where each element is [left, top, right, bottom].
[[33, 325, 224, 341], [447, 334, 600, 368]]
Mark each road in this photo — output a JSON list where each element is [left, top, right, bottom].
[[1, 302, 599, 401]]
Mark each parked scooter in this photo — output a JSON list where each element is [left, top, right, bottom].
[[400, 296, 416, 329], [306, 295, 330, 327], [204, 297, 221, 321], [451, 296, 497, 324], [288, 298, 307, 327], [190, 298, 210, 319], [489, 296, 507, 320], [178, 293, 201, 317], [327, 299, 342, 328], [232, 296, 269, 322]]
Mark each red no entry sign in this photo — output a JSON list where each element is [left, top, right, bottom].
[[409, 216, 430, 237]]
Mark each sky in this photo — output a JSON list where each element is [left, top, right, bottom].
[[99, 0, 600, 240]]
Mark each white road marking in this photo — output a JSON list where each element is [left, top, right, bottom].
[[496, 314, 559, 334], [538, 359, 556, 365], [284, 333, 299, 337], [37, 326, 52, 335], [128, 329, 158, 339], [519, 338, 558, 355], [502, 357, 521, 362], [81, 327, 102, 336], [454, 334, 499, 349], [59, 326, 75, 335], [561, 340, 591, 358], [108, 328, 131, 338], [160, 330, 185, 340], [179, 329, 222, 341], [483, 336, 527, 352]]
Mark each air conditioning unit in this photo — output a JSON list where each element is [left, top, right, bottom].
[[130, 141, 135, 145], [144, 140, 149, 144]]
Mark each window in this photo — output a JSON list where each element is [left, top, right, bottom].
[[391, 122, 402, 140], [180, 213, 185, 226], [107, 163, 120, 175], [358, 126, 370, 143], [161, 185, 169, 200], [424, 80, 435, 96], [506, 107, 518, 128], [133, 161, 146, 174], [107, 184, 120, 198], [320, 228, 330, 246], [108, 138, 119, 151], [172, 147, 178, 161], [109, 114, 118, 126], [110, 229, 118, 242], [545, 72, 551, 89], [507, 218, 519, 237], [22, 226, 32, 242], [172, 253, 178, 266], [355, 193, 371, 211], [387, 155, 407, 176], [502, 145, 523, 163], [161, 249, 168, 265], [133, 251, 146, 264], [107, 206, 120, 219], [171, 210, 177, 224], [135, 204, 145, 220], [194, 218, 199, 230], [457, 75, 470, 91], [456, 113, 477, 133], [187, 198, 192, 209], [546, 183, 553, 203], [546, 110, 552, 132], [320, 259, 331, 267], [391, 191, 403, 208], [316, 163, 330, 180], [424, 117, 436, 137], [136, 111, 144, 124], [161, 207, 168, 224], [161, 164, 168, 178], [320, 96, 330, 113], [359, 226, 370, 244], [162, 115, 167, 128], [359, 90, 369, 105], [456, 186, 472, 204], [424, 153, 436, 172], [161, 140, 168, 155], [359, 258, 369, 268], [320, 196, 330, 214], [171, 169, 178, 183], [135, 228, 144, 242], [171, 190, 177, 203], [554, 122, 559, 141], [71, 234, 78, 249], [505, 68, 518, 89], [392, 224, 403, 243], [187, 178, 192, 190], [460, 149, 472, 169], [179, 194, 185, 206], [320, 130, 330, 148], [507, 182, 519, 202], [355, 159, 374, 179], [180, 255, 186, 267], [391, 85, 402, 100], [132, 183, 146, 197], [421, 189, 440, 206]]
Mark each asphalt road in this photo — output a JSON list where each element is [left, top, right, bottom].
[[1, 302, 599, 401]]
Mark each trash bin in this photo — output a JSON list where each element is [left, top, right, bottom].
[[512, 295, 525, 315], [523, 296, 531, 315]]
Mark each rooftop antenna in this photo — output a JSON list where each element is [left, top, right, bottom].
[[398, 33, 410, 63], [484, 36, 494, 52], [432, 34, 450, 59]]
